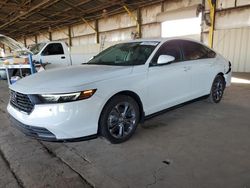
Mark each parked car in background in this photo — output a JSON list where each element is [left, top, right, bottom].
[[7, 38, 232, 143]]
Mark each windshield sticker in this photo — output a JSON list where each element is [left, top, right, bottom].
[[140, 42, 159, 46]]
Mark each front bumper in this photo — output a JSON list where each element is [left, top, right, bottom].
[[9, 115, 57, 141], [7, 95, 103, 140], [9, 115, 97, 141], [224, 70, 232, 87]]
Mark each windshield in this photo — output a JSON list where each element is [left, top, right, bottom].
[[29, 43, 46, 55], [88, 41, 159, 66]]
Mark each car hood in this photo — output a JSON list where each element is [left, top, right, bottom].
[[10, 65, 133, 94]]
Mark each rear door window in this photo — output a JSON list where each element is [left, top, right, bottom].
[[181, 41, 216, 61]]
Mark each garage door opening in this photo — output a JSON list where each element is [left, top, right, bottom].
[[161, 13, 201, 39]]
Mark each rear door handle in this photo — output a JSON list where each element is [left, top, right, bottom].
[[61, 56, 65, 59]]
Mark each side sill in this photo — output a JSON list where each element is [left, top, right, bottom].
[[144, 95, 209, 120]]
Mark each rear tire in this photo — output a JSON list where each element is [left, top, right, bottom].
[[208, 75, 225, 103], [99, 95, 140, 144]]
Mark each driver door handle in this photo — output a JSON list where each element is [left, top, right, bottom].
[[61, 56, 65, 59]]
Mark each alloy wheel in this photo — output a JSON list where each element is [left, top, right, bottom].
[[107, 102, 137, 139], [212, 79, 224, 102]]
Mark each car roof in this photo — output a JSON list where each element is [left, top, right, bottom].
[[121, 37, 213, 50], [123, 37, 202, 44]]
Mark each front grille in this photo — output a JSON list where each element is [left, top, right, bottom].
[[10, 90, 34, 114]]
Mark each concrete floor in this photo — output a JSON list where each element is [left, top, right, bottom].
[[0, 73, 250, 188]]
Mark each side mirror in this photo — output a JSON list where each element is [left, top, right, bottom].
[[157, 55, 175, 65]]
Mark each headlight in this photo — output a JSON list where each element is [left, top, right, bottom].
[[39, 89, 96, 103]]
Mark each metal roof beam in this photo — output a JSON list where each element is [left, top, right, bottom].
[[8, 0, 93, 34], [0, 0, 61, 29]]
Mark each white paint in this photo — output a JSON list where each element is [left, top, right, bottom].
[[8, 38, 231, 140]]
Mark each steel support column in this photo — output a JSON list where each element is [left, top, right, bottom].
[[207, 0, 216, 48], [123, 5, 141, 38]]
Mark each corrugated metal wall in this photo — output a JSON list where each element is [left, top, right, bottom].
[[212, 1, 250, 73], [213, 28, 250, 72], [202, 0, 250, 72], [211, 0, 250, 72], [214, 27, 250, 72]]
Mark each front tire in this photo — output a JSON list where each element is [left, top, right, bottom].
[[208, 75, 225, 103], [99, 95, 140, 144]]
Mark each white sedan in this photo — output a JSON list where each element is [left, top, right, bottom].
[[7, 39, 231, 143]]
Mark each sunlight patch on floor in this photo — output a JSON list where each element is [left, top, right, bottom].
[[231, 77, 250, 84]]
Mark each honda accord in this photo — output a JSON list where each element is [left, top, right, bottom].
[[7, 39, 232, 143]]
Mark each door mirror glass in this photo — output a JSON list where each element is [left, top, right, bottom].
[[157, 55, 175, 65]]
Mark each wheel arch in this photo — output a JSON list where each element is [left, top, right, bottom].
[[98, 90, 145, 134], [217, 72, 226, 85]]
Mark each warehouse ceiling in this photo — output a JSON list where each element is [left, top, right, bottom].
[[0, 0, 163, 39]]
